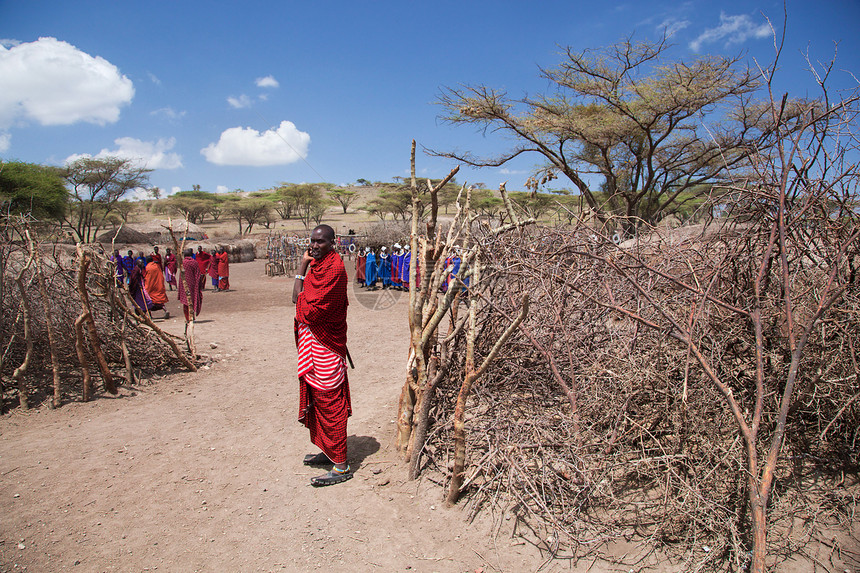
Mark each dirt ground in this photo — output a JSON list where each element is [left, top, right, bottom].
[[0, 258, 593, 573]]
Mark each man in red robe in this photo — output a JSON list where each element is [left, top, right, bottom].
[[355, 248, 366, 286], [293, 224, 351, 486], [164, 248, 178, 291], [195, 246, 211, 290], [215, 247, 230, 291], [208, 249, 219, 290], [178, 248, 203, 322]]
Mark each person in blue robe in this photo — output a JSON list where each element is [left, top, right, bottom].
[[401, 248, 412, 290], [365, 248, 378, 289], [122, 250, 135, 284], [392, 246, 404, 290], [378, 246, 392, 288]]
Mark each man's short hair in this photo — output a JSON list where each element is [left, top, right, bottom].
[[314, 224, 336, 241]]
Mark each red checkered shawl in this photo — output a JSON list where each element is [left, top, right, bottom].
[[178, 256, 203, 316], [294, 250, 348, 357]]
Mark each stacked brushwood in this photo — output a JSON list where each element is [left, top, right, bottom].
[[0, 231, 197, 412], [418, 220, 859, 570], [400, 42, 860, 570]]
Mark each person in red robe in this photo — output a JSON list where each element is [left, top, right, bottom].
[[355, 248, 366, 286], [216, 247, 230, 291], [292, 224, 351, 487], [129, 259, 159, 316], [178, 248, 203, 322], [195, 246, 211, 290], [164, 248, 177, 291], [144, 258, 170, 319], [208, 249, 219, 290], [150, 246, 164, 271]]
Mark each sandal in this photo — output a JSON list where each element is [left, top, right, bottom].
[[310, 466, 352, 487], [303, 452, 333, 466]]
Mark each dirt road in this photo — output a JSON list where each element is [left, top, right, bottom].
[[0, 259, 565, 572]]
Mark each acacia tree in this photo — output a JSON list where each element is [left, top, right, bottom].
[[434, 37, 781, 234], [328, 187, 360, 213], [291, 185, 329, 230], [269, 184, 297, 219], [509, 191, 557, 220], [112, 200, 136, 223], [62, 157, 151, 243], [470, 188, 503, 219], [224, 197, 272, 235], [155, 196, 210, 224], [206, 198, 224, 221], [0, 161, 68, 222]]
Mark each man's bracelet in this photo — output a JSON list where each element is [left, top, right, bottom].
[[295, 275, 304, 280]]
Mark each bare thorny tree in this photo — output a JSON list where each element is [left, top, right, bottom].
[[401, 41, 859, 573]]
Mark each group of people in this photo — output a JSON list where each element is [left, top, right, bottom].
[[353, 242, 469, 293], [190, 245, 231, 292], [109, 244, 232, 323], [355, 243, 414, 291], [112, 246, 176, 320]]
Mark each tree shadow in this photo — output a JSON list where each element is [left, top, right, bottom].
[[347, 435, 380, 471]]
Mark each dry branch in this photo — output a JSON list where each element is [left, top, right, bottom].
[[75, 244, 117, 395], [11, 229, 36, 409]]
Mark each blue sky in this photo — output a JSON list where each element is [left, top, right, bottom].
[[1, 0, 858, 199]]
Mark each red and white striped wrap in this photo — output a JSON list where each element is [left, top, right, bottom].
[[296, 322, 346, 391]]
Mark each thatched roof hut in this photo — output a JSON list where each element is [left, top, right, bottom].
[[96, 226, 151, 244], [130, 219, 208, 243], [98, 219, 208, 244]]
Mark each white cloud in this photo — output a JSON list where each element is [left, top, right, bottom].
[[659, 17, 690, 37], [148, 72, 161, 85], [200, 121, 310, 166], [216, 185, 229, 193], [0, 37, 134, 129], [690, 12, 771, 52], [151, 107, 186, 120], [227, 94, 252, 109], [64, 137, 183, 170], [124, 187, 153, 202], [127, 184, 184, 202], [499, 168, 526, 175], [0, 131, 10, 152], [256, 75, 279, 88]]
